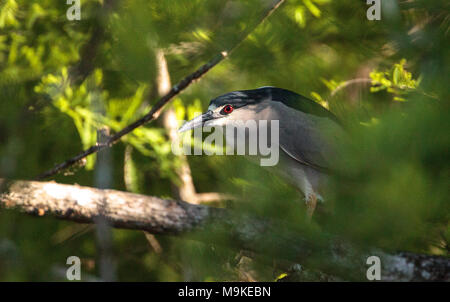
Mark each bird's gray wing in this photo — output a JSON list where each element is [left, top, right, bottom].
[[265, 90, 342, 173], [279, 118, 332, 172]]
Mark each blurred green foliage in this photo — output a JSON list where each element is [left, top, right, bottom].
[[0, 0, 448, 281], [369, 59, 419, 101]]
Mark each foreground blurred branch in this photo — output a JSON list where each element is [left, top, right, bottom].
[[156, 49, 230, 204], [1, 179, 448, 281], [330, 78, 372, 97], [69, 0, 118, 84], [36, 0, 285, 180]]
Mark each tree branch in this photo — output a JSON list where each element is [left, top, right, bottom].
[[36, 0, 285, 180], [1, 179, 448, 281]]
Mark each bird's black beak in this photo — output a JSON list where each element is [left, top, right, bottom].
[[178, 110, 214, 133]]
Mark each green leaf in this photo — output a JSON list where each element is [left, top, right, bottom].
[[303, 0, 321, 18]]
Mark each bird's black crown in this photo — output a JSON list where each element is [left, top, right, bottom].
[[209, 87, 340, 123]]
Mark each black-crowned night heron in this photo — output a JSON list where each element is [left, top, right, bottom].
[[179, 87, 343, 219]]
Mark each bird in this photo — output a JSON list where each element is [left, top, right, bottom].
[[178, 86, 344, 219]]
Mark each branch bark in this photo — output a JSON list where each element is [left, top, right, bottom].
[[1, 179, 448, 281], [36, 0, 285, 180]]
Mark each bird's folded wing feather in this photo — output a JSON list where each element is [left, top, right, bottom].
[[278, 114, 338, 173]]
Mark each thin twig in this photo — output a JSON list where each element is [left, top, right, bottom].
[[37, 0, 285, 180], [330, 78, 372, 97]]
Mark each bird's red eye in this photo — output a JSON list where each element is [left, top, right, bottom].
[[222, 105, 234, 114]]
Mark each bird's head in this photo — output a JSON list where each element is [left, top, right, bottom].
[[178, 87, 274, 133], [178, 86, 341, 133]]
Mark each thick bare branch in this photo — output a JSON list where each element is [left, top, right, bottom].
[[36, 0, 285, 180], [1, 179, 448, 281]]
